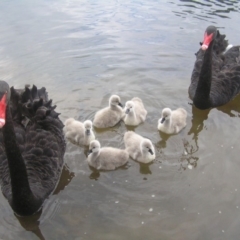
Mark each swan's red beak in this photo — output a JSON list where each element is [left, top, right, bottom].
[[201, 32, 214, 51], [0, 93, 7, 128]]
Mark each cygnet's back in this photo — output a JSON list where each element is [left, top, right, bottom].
[[63, 118, 95, 146], [123, 97, 147, 126], [124, 131, 155, 163], [87, 140, 129, 170], [93, 95, 124, 128], [158, 107, 187, 134]]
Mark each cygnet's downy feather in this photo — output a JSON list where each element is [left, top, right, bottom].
[[158, 108, 187, 134], [123, 97, 147, 126], [93, 95, 124, 128], [123, 131, 155, 164], [87, 140, 129, 170], [63, 118, 95, 146]]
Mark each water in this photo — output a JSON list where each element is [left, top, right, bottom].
[[0, 0, 240, 239]]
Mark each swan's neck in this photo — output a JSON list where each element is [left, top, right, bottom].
[[128, 110, 136, 118], [84, 131, 94, 144], [126, 110, 136, 122], [193, 41, 214, 109], [140, 147, 148, 158], [3, 106, 40, 215], [111, 105, 121, 111], [140, 148, 153, 163], [89, 151, 101, 168], [164, 118, 171, 128]]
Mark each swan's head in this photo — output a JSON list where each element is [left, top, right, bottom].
[[140, 139, 155, 156], [84, 120, 93, 135], [109, 95, 123, 108], [88, 140, 101, 155], [201, 25, 217, 51], [124, 101, 134, 114], [0, 80, 10, 128], [160, 108, 172, 123]]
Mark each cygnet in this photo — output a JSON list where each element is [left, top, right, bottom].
[[93, 95, 124, 128], [63, 118, 95, 146], [87, 140, 129, 170], [123, 131, 155, 163], [158, 107, 187, 134], [123, 97, 147, 126]]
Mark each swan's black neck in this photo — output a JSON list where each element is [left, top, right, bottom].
[[3, 105, 41, 216], [193, 41, 214, 110]]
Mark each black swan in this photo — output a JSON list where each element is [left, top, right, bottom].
[[0, 80, 65, 216], [189, 25, 240, 110]]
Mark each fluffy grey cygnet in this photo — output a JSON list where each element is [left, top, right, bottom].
[[158, 108, 187, 134], [123, 131, 155, 163], [63, 118, 95, 146], [123, 97, 147, 126], [87, 140, 129, 170], [93, 95, 124, 128]]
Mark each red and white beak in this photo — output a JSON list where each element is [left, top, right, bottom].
[[0, 93, 7, 128], [201, 32, 214, 50]]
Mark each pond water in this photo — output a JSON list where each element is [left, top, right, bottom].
[[0, 0, 240, 239]]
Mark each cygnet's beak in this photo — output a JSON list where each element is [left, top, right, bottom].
[[88, 149, 93, 155], [86, 129, 90, 136], [160, 117, 165, 124], [118, 102, 123, 108], [125, 108, 130, 114], [149, 149, 154, 155]]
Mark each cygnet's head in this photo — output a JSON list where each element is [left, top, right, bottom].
[[140, 139, 155, 155], [160, 108, 172, 123], [83, 120, 93, 135], [125, 101, 135, 114], [64, 118, 75, 126], [109, 95, 123, 108], [88, 140, 101, 155]]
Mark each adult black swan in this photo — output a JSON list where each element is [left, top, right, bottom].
[[0, 80, 65, 216], [189, 25, 240, 110]]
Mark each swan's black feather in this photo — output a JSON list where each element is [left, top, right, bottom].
[[0, 84, 65, 215]]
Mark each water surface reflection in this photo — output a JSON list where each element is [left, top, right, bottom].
[[172, 0, 240, 21]]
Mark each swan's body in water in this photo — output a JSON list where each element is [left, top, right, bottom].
[[0, 81, 65, 216], [158, 108, 187, 134], [63, 118, 95, 146], [87, 140, 129, 170], [123, 97, 147, 126], [93, 95, 124, 128], [123, 131, 155, 164], [189, 25, 240, 110]]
